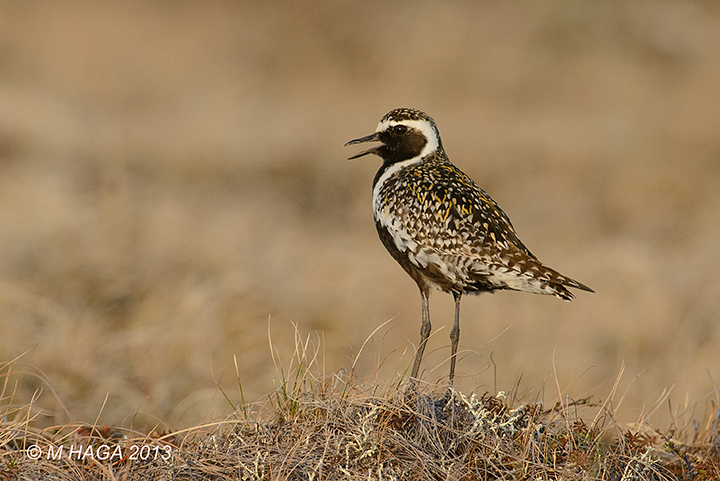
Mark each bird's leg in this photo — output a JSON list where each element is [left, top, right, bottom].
[[448, 292, 461, 386], [410, 287, 431, 381]]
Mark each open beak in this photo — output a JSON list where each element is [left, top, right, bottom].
[[345, 132, 383, 159]]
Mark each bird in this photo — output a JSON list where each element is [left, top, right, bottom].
[[345, 108, 593, 385]]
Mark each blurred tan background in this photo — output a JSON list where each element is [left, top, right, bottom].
[[1, 1, 719, 431]]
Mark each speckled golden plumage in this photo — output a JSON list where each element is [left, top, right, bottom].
[[346, 108, 592, 384]]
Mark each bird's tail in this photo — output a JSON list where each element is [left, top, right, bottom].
[[542, 266, 594, 301]]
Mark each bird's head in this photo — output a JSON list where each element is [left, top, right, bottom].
[[345, 108, 442, 163]]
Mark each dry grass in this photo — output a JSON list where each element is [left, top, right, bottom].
[[2, 333, 720, 480]]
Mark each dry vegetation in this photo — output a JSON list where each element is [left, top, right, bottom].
[[2, 335, 720, 480], [1, 0, 720, 478]]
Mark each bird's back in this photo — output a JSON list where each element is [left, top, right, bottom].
[[373, 152, 592, 300]]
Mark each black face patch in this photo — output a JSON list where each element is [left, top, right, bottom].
[[377, 126, 427, 164]]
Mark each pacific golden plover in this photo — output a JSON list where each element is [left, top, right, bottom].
[[346, 108, 593, 384]]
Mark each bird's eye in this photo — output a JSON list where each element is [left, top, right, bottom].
[[392, 125, 407, 136]]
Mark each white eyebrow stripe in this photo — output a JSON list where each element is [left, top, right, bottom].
[[376, 119, 440, 159]]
